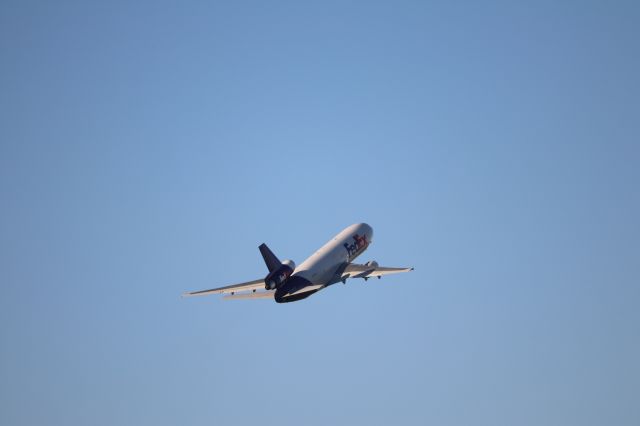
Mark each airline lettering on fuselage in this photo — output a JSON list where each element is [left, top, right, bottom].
[[344, 233, 368, 259]]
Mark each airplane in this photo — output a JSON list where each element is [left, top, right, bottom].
[[182, 223, 413, 303]]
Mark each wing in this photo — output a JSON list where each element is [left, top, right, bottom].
[[223, 291, 275, 300], [182, 278, 265, 297], [341, 263, 414, 280]]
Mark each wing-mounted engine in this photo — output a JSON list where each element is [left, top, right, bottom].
[[264, 259, 296, 290], [362, 261, 379, 281]]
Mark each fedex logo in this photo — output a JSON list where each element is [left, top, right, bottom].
[[344, 233, 368, 258]]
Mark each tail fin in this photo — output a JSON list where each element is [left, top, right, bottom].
[[259, 243, 281, 272]]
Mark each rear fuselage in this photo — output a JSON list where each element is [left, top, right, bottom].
[[274, 223, 373, 303]]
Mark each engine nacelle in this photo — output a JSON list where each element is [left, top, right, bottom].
[[282, 259, 296, 270], [264, 260, 295, 290], [365, 260, 378, 268]]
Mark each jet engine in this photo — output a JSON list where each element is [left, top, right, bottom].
[[264, 259, 296, 290], [365, 261, 378, 268]]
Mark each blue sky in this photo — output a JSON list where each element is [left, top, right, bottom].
[[1, 1, 639, 425]]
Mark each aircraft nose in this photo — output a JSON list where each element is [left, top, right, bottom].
[[360, 223, 373, 242]]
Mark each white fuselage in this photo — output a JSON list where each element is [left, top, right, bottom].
[[275, 223, 373, 302]]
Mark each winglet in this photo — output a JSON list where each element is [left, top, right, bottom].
[[258, 243, 282, 272]]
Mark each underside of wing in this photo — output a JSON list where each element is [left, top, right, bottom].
[[341, 263, 414, 280], [223, 291, 275, 300], [182, 278, 265, 297]]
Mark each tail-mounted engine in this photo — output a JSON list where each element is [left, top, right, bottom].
[[264, 259, 296, 290], [365, 261, 378, 268], [259, 243, 295, 290]]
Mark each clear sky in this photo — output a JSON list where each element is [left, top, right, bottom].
[[1, 1, 639, 425]]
